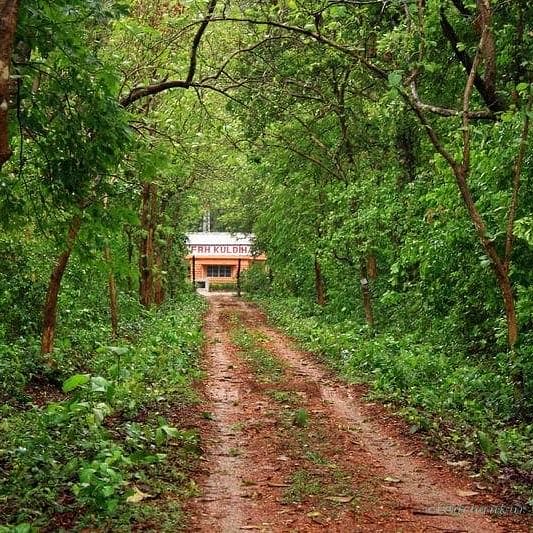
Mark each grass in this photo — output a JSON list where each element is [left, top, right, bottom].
[[267, 389, 300, 405], [283, 469, 323, 503], [292, 408, 310, 428], [230, 325, 285, 383], [271, 388, 361, 513]]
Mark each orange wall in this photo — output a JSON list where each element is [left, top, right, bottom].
[[187, 255, 264, 283]]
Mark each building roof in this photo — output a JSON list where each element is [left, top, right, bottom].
[[186, 232, 257, 257], [186, 232, 253, 246]]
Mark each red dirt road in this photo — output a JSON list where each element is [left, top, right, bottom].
[[186, 295, 531, 532]]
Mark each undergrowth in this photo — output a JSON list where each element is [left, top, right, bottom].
[[0, 292, 206, 531], [251, 295, 533, 503]]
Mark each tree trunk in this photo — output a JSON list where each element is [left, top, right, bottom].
[[367, 254, 377, 280], [236, 257, 242, 297], [41, 214, 82, 359], [139, 182, 157, 308], [0, 0, 20, 169], [360, 261, 374, 329], [314, 256, 326, 306], [454, 165, 519, 351], [493, 262, 518, 350], [104, 246, 119, 337], [153, 245, 165, 306], [125, 225, 134, 293], [164, 234, 175, 299]]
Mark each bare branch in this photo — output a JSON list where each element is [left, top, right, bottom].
[[199, 36, 289, 84], [405, 83, 460, 170], [462, 18, 486, 173], [120, 0, 218, 107], [409, 81, 495, 120], [206, 16, 388, 81], [439, 5, 504, 112], [186, 0, 217, 84]]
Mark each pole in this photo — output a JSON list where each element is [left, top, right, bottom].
[[237, 257, 242, 297], [192, 255, 196, 287]]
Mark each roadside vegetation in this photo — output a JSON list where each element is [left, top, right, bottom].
[[248, 291, 532, 501], [0, 291, 205, 531]]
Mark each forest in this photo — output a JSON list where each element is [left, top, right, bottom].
[[0, 0, 531, 531]]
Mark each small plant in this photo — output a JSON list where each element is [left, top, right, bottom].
[[283, 469, 322, 503], [0, 293, 206, 529], [228, 447, 241, 457], [268, 389, 299, 404], [73, 446, 130, 512], [292, 408, 310, 428]]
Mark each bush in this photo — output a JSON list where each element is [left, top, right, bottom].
[[241, 262, 270, 294], [0, 292, 206, 529]]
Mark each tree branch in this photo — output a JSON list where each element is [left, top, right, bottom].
[[409, 81, 494, 120], [206, 16, 389, 81], [405, 83, 460, 171], [462, 20, 485, 173], [439, 6, 504, 112], [119, 0, 218, 107], [186, 0, 217, 84]]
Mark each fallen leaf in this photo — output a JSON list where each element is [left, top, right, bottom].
[[384, 477, 402, 483], [307, 511, 322, 517], [127, 486, 154, 503], [325, 495, 354, 503], [457, 489, 479, 497], [447, 460, 470, 468]]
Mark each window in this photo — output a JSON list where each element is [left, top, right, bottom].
[[207, 265, 232, 277]]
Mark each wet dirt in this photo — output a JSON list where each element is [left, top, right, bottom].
[[186, 295, 531, 533]]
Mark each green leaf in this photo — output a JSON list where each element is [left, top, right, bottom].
[[62, 374, 90, 393], [107, 346, 129, 355], [387, 71, 402, 88], [478, 431, 496, 456], [91, 376, 112, 393]]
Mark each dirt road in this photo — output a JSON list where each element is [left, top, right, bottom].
[[186, 295, 530, 532]]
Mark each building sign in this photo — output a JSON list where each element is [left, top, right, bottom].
[[187, 244, 252, 256]]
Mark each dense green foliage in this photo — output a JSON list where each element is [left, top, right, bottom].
[[0, 0, 532, 526], [0, 291, 205, 530], [225, 0, 533, 500]]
